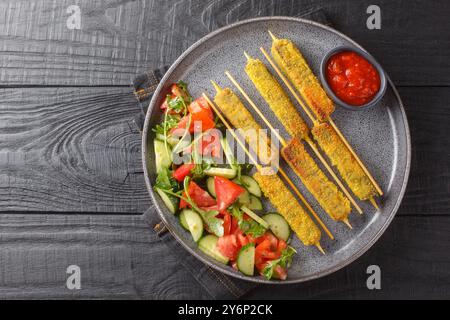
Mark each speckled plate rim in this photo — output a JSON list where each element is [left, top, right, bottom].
[[142, 16, 411, 284]]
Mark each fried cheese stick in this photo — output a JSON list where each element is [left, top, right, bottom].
[[214, 85, 351, 224], [270, 38, 334, 122], [312, 123, 377, 201]]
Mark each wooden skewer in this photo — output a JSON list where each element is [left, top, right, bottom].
[[203, 92, 331, 251], [342, 218, 353, 230], [262, 38, 383, 199], [225, 69, 363, 215], [268, 30, 277, 41], [212, 80, 335, 239], [369, 197, 379, 211]]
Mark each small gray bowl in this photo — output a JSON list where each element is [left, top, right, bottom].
[[320, 46, 387, 111]]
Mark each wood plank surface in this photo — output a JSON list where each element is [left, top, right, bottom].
[[0, 0, 448, 86], [0, 213, 448, 299], [0, 87, 149, 213]]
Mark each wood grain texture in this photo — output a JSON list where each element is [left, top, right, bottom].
[[0, 212, 210, 299], [0, 0, 449, 86], [0, 87, 149, 213], [398, 87, 450, 216], [0, 213, 448, 299]]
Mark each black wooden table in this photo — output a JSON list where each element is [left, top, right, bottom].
[[0, 0, 449, 299]]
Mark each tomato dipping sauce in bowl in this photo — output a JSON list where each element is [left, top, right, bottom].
[[320, 46, 386, 110]]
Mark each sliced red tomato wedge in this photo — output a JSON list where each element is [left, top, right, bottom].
[[183, 130, 221, 158], [171, 115, 193, 134], [223, 212, 232, 236], [178, 181, 216, 209], [216, 234, 239, 260], [172, 163, 195, 182], [170, 83, 191, 104], [199, 131, 221, 158], [273, 265, 287, 280], [214, 176, 245, 211], [188, 97, 214, 120]]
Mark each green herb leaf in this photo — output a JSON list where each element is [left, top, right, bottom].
[[262, 246, 296, 280], [155, 167, 178, 191], [152, 113, 180, 135], [238, 219, 267, 238]]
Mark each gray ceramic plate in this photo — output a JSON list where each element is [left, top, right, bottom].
[[142, 17, 411, 284]]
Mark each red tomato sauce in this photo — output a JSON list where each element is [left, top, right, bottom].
[[326, 50, 380, 106]]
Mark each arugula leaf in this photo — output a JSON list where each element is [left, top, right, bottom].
[[168, 96, 187, 113], [239, 219, 267, 238], [262, 246, 297, 280], [152, 113, 180, 135], [229, 205, 266, 237], [155, 167, 178, 191]]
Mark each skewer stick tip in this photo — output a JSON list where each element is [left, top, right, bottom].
[[369, 197, 380, 211], [268, 30, 278, 41], [210, 80, 221, 93], [243, 51, 252, 61], [316, 243, 326, 255], [343, 218, 353, 229]]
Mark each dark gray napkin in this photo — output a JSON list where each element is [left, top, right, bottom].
[[133, 8, 332, 299]]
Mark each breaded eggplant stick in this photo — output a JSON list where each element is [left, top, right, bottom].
[[312, 123, 377, 201], [203, 92, 325, 251], [282, 137, 351, 222], [267, 33, 383, 199], [242, 57, 362, 214], [270, 37, 334, 122], [213, 83, 335, 238], [213, 83, 351, 226], [244, 55, 309, 140], [253, 171, 322, 246]]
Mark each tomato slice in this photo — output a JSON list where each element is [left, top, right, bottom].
[[172, 163, 195, 182], [223, 212, 232, 236], [188, 97, 214, 120], [199, 131, 221, 158], [216, 234, 239, 260], [179, 191, 188, 209], [170, 83, 189, 101], [277, 239, 287, 254], [273, 265, 287, 280], [214, 176, 245, 211], [179, 181, 216, 209], [171, 115, 193, 134], [192, 110, 215, 133], [230, 216, 240, 234]]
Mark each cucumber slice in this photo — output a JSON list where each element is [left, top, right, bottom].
[[241, 206, 269, 229], [179, 210, 189, 230], [262, 213, 291, 242], [221, 137, 236, 167], [206, 177, 216, 198], [180, 209, 203, 242], [237, 190, 250, 205], [154, 139, 172, 172], [155, 188, 178, 214], [237, 243, 255, 276], [204, 167, 237, 179], [198, 235, 229, 264], [247, 195, 263, 211], [156, 133, 180, 146], [240, 175, 261, 197]]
